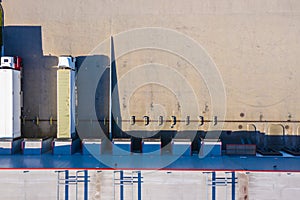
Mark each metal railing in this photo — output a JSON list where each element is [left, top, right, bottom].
[[56, 170, 90, 200], [113, 171, 143, 200], [204, 172, 237, 200]]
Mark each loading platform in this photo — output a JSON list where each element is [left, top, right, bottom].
[[82, 139, 102, 155], [0, 130, 299, 170], [22, 137, 52, 155], [0, 138, 22, 155], [52, 138, 81, 155]]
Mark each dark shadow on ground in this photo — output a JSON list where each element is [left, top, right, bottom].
[[4, 26, 57, 138], [76, 55, 110, 139], [110, 37, 122, 139]]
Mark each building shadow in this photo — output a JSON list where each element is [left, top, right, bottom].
[[4, 26, 57, 138], [76, 55, 110, 139], [110, 37, 122, 138]]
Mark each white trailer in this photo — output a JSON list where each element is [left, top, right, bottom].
[[0, 68, 22, 138]]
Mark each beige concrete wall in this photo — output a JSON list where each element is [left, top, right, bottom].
[[3, 0, 300, 134]]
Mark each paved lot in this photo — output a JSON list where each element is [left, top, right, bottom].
[[0, 170, 299, 200], [2, 1, 300, 136]]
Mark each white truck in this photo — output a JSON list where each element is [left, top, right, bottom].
[[0, 56, 23, 138], [1, 56, 22, 70], [58, 56, 76, 70]]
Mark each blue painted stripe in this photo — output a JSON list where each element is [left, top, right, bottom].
[[232, 172, 235, 200], [212, 172, 216, 200], [138, 171, 142, 200], [84, 170, 88, 200], [120, 171, 124, 200], [65, 170, 69, 200]]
